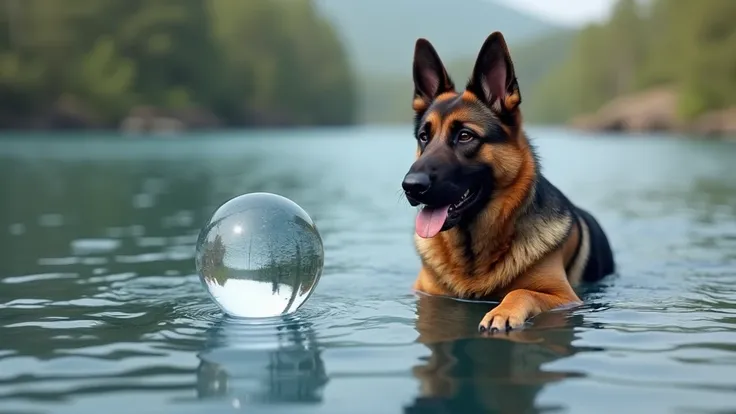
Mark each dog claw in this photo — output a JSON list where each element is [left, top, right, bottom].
[[479, 309, 526, 334]]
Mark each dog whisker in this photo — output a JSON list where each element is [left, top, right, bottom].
[[394, 188, 409, 205]]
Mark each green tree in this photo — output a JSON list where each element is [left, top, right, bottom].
[[75, 36, 136, 123], [207, 0, 356, 126], [0, 0, 357, 129], [528, 0, 736, 123]]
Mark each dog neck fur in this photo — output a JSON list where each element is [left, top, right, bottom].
[[413, 129, 572, 299]]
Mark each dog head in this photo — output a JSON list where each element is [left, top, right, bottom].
[[402, 32, 530, 239]]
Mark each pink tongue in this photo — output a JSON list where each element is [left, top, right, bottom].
[[415, 205, 450, 238]]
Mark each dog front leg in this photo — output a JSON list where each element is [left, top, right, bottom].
[[477, 288, 581, 333], [477, 249, 582, 333]]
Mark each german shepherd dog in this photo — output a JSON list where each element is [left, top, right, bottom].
[[402, 32, 615, 334]]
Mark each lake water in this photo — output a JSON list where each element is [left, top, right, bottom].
[[1, 126, 736, 414]]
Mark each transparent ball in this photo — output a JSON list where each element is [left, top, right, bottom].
[[195, 193, 324, 318]]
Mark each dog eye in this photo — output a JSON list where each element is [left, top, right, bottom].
[[418, 131, 429, 143], [457, 130, 475, 143]]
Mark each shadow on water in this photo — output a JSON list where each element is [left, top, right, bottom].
[[196, 315, 327, 406], [404, 294, 606, 414]]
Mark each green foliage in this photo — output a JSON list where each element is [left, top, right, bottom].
[[0, 0, 356, 128], [207, 0, 356, 126], [530, 0, 736, 123], [76, 36, 137, 122]]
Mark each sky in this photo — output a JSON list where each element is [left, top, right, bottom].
[[496, 0, 617, 26]]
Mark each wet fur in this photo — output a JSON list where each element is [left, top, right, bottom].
[[406, 32, 615, 332]]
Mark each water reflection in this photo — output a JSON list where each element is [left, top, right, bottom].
[[196, 316, 328, 406], [405, 295, 595, 414], [2, 131, 736, 413]]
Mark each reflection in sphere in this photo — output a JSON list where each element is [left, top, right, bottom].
[[195, 193, 324, 318]]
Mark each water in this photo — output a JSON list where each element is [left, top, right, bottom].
[[195, 192, 324, 318], [1, 126, 735, 414]]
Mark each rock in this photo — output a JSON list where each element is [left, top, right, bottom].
[[569, 88, 681, 133], [176, 107, 222, 130], [0, 95, 103, 130], [120, 105, 221, 135], [569, 114, 602, 131], [120, 106, 181, 135], [45, 95, 103, 129], [688, 107, 736, 138], [568, 87, 736, 138]]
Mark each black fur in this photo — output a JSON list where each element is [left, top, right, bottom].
[[521, 164, 615, 284], [574, 207, 616, 282]]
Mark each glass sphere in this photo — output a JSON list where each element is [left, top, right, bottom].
[[195, 193, 324, 318]]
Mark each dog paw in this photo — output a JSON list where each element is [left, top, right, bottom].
[[478, 307, 527, 334]]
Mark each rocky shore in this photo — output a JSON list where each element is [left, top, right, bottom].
[[0, 99, 336, 134], [0, 95, 223, 134], [569, 87, 736, 138], [119, 106, 221, 135]]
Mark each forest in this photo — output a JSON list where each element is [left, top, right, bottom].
[[527, 0, 736, 125], [0, 0, 732, 131], [0, 0, 357, 130]]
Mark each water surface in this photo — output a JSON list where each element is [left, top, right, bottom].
[[1, 126, 736, 414]]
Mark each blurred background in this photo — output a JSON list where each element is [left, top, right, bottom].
[[0, 0, 733, 135], [1, 2, 736, 414]]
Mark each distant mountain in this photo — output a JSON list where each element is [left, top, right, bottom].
[[315, 0, 562, 75], [349, 28, 577, 124]]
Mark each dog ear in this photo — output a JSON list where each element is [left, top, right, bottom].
[[412, 38, 454, 113], [466, 32, 521, 114]]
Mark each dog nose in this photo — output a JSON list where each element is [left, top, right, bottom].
[[402, 172, 431, 195]]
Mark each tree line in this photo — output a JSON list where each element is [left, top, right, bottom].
[[0, 0, 357, 130], [526, 0, 736, 124]]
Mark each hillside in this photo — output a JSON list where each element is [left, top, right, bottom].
[[530, 0, 736, 127], [0, 0, 358, 130], [356, 29, 575, 124], [315, 0, 561, 76], [314, 0, 575, 124]]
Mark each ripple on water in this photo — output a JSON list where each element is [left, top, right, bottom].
[[0, 298, 52, 309], [38, 257, 110, 266], [115, 274, 204, 304], [162, 211, 195, 228], [114, 249, 194, 264], [132, 192, 156, 209], [8, 223, 26, 236], [83, 272, 138, 284], [37, 213, 64, 227], [2, 273, 78, 284], [70, 238, 121, 255], [136, 236, 168, 248], [104, 225, 145, 238], [37, 257, 80, 266], [7, 319, 101, 329]]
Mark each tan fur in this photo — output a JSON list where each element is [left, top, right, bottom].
[[412, 120, 584, 330], [424, 111, 441, 136], [566, 217, 590, 286], [561, 217, 581, 267], [413, 120, 571, 300], [409, 31, 588, 332], [413, 97, 428, 113], [477, 247, 581, 331]]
